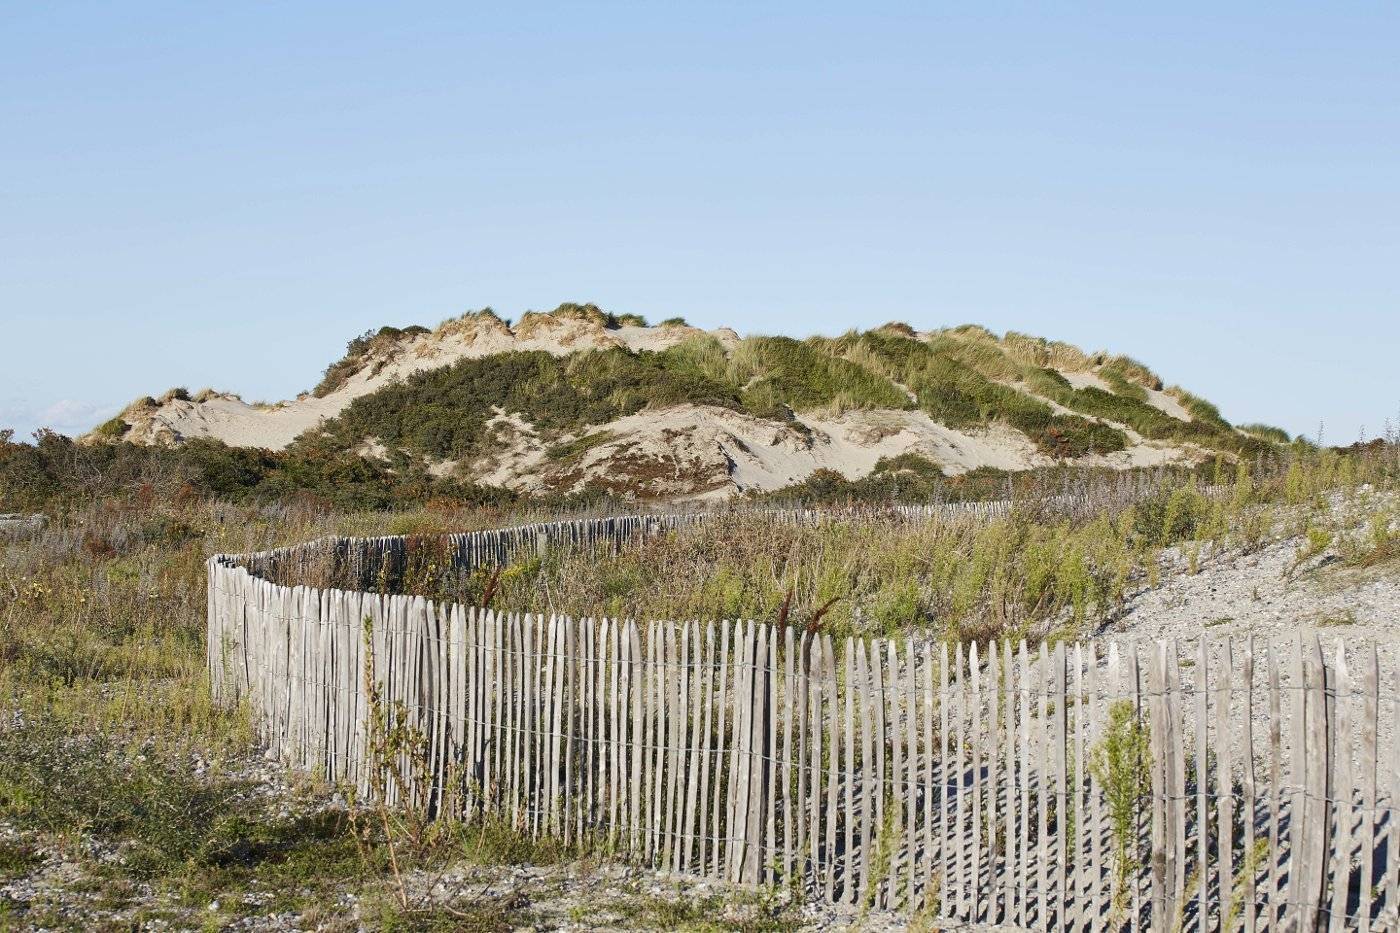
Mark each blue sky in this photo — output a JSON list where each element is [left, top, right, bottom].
[[3, 3, 1397, 443]]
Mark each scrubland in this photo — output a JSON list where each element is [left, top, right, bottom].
[[0, 439, 1396, 928]]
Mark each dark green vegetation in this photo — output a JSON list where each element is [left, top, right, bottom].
[[0, 420, 1308, 517], [316, 346, 743, 462], [761, 456, 1158, 505], [823, 326, 1270, 459], [87, 310, 1293, 504], [1020, 369, 1260, 455], [0, 428, 541, 513], [315, 325, 433, 397], [314, 304, 651, 399], [301, 320, 1270, 469], [2, 423, 1278, 518], [826, 330, 1131, 457], [310, 333, 924, 466]]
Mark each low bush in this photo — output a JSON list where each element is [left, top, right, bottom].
[[0, 721, 238, 876], [1238, 423, 1291, 443], [394, 495, 1164, 642], [316, 348, 745, 462], [730, 335, 912, 417]]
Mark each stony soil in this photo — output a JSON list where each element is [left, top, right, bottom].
[[0, 812, 908, 931], [1109, 525, 1400, 646]]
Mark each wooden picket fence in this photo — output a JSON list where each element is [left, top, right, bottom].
[[208, 503, 1398, 930]]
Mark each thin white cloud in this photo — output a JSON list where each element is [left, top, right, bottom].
[[0, 398, 119, 440]]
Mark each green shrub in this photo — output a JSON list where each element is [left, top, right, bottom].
[[1132, 483, 1211, 546], [94, 416, 130, 440], [314, 328, 406, 397], [1032, 415, 1129, 458], [1089, 699, 1151, 919], [730, 336, 911, 415], [308, 319, 1254, 470], [1238, 423, 1290, 443], [314, 349, 744, 462]]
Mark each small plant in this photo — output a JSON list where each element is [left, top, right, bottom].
[[1221, 837, 1270, 933], [1089, 699, 1151, 921], [862, 799, 899, 911], [1235, 507, 1274, 554], [1338, 507, 1400, 568], [1184, 541, 1201, 576], [1302, 524, 1334, 559], [1317, 608, 1357, 627], [0, 839, 40, 880], [93, 416, 130, 440], [350, 614, 469, 917]]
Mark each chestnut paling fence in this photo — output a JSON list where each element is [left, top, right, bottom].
[[208, 502, 1398, 930]]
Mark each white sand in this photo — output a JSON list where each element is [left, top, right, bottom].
[[96, 316, 1215, 497], [106, 315, 721, 449], [459, 403, 1205, 500], [1143, 385, 1193, 420]]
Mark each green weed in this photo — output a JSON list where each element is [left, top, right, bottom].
[[1088, 699, 1151, 921]]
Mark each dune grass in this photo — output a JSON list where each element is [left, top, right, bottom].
[[827, 329, 1130, 457], [729, 335, 913, 417], [293, 321, 1266, 469], [1238, 422, 1292, 443]]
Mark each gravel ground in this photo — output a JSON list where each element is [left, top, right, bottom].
[[1092, 499, 1400, 761], [1108, 527, 1400, 647], [0, 751, 321, 931], [0, 830, 925, 931]]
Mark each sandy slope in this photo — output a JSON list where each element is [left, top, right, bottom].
[[1061, 369, 1193, 421], [95, 314, 1215, 497], [107, 314, 735, 449], [455, 403, 1200, 500]]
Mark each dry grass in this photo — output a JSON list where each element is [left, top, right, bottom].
[[0, 440, 1394, 925], [0, 496, 613, 926]]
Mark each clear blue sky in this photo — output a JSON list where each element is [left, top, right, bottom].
[[3, 3, 1397, 444]]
